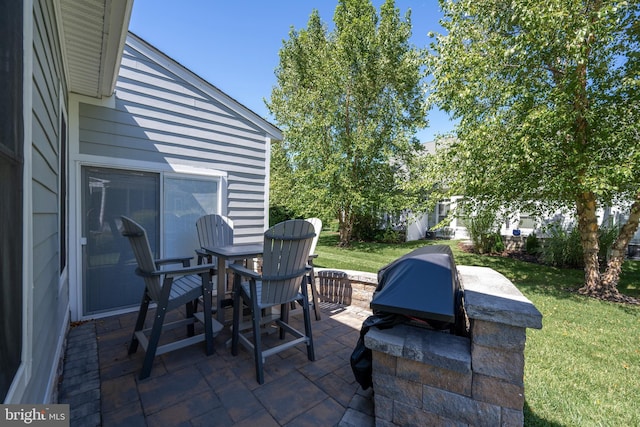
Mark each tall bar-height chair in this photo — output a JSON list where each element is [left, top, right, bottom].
[[195, 214, 235, 310], [121, 216, 222, 379], [195, 214, 234, 266], [230, 219, 316, 384]]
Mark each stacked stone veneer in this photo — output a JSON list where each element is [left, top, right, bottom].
[[314, 266, 542, 425], [355, 265, 543, 427]]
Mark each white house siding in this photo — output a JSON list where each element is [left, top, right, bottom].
[[22, 0, 69, 402], [78, 35, 272, 243], [406, 210, 432, 241]]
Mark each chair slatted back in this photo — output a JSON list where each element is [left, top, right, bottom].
[[318, 270, 351, 305], [196, 215, 234, 259], [305, 218, 322, 257], [121, 216, 162, 301], [260, 219, 315, 305]]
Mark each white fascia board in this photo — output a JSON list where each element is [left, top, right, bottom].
[[100, 0, 135, 97], [52, 0, 70, 97]]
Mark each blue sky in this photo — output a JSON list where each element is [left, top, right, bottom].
[[128, 0, 454, 142]]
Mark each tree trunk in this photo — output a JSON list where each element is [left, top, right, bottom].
[[577, 191, 640, 303], [576, 192, 604, 294], [338, 207, 354, 247], [601, 192, 640, 294]]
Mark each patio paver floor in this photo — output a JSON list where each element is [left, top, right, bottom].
[[59, 303, 375, 427]]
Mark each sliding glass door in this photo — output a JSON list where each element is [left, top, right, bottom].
[[81, 167, 219, 316], [82, 167, 159, 315]]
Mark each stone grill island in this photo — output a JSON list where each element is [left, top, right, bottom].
[[362, 264, 543, 426]]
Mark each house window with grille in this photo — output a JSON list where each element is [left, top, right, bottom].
[[518, 214, 537, 229]]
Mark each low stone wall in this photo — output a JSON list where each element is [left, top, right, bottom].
[[314, 268, 378, 311], [503, 235, 526, 251], [314, 265, 543, 426]]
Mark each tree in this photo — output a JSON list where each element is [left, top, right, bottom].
[[427, 0, 640, 301], [267, 0, 427, 246]]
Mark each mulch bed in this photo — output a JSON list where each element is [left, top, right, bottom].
[[457, 241, 541, 264], [457, 242, 640, 305]]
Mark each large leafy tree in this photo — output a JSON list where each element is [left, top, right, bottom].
[[427, 0, 640, 301], [267, 0, 427, 246]]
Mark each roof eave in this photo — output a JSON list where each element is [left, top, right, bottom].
[[98, 0, 134, 97], [58, 0, 134, 98]]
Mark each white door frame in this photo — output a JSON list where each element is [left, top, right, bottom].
[[67, 95, 227, 320]]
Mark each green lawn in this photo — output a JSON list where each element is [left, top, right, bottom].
[[314, 233, 640, 426]]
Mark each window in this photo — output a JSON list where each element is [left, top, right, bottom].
[[163, 176, 218, 259], [518, 213, 537, 229], [437, 201, 450, 223], [0, 0, 23, 401]]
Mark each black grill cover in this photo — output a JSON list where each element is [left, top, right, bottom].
[[371, 245, 461, 325]]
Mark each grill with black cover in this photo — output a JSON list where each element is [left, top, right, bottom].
[[372, 244, 466, 333]]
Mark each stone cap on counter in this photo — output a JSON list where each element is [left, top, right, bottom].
[[314, 268, 378, 285], [459, 265, 543, 329]]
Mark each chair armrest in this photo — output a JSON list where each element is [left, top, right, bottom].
[[195, 249, 209, 257], [165, 263, 217, 277], [228, 263, 261, 279], [137, 263, 217, 278], [155, 256, 194, 268], [195, 248, 213, 265]]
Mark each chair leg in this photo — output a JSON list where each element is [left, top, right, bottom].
[[279, 303, 289, 340], [194, 254, 214, 314], [231, 273, 241, 356], [251, 297, 265, 384], [129, 291, 151, 355], [186, 300, 195, 337], [300, 287, 315, 361], [139, 303, 168, 380], [308, 269, 321, 321], [202, 272, 214, 355]]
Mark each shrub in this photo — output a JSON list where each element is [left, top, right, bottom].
[[540, 222, 621, 269], [540, 224, 583, 268], [492, 232, 505, 253], [525, 232, 541, 255], [598, 224, 620, 268], [269, 205, 296, 226], [352, 213, 381, 242], [380, 227, 405, 244], [467, 209, 500, 254]]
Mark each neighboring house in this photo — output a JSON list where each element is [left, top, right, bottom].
[[2, 0, 280, 404], [408, 194, 640, 244], [405, 141, 640, 245]]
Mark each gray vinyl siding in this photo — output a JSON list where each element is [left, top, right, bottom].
[[23, 0, 68, 402], [79, 36, 272, 242]]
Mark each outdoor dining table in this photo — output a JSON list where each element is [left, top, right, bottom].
[[202, 243, 264, 323]]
